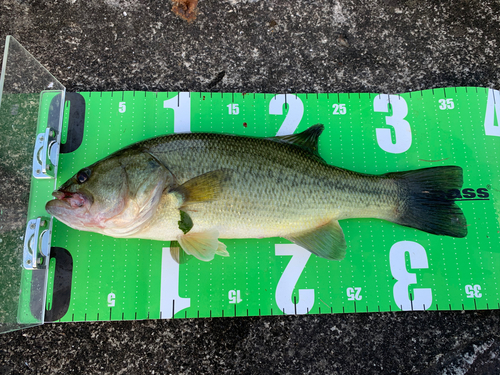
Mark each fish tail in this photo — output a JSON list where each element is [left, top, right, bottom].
[[388, 166, 467, 238]]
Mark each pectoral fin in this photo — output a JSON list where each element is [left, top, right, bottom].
[[285, 220, 347, 260], [170, 169, 231, 209], [177, 229, 228, 262]]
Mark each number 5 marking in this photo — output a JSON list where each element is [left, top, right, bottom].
[[275, 244, 314, 314], [389, 241, 432, 311], [373, 95, 412, 153], [269, 94, 304, 135]]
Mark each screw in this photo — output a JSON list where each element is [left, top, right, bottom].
[[39, 136, 44, 142], [27, 259, 31, 265], [29, 223, 35, 229], [36, 169, 41, 174]]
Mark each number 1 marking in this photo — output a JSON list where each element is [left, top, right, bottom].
[[275, 244, 314, 314], [160, 247, 190, 318], [163, 92, 191, 133]]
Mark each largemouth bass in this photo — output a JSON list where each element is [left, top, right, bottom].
[[45, 125, 467, 262]]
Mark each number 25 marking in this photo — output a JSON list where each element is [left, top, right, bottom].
[[373, 95, 412, 154]]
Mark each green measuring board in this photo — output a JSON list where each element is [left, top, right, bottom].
[[26, 88, 500, 322]]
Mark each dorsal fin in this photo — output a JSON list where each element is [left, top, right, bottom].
[[271, 124, 325, 158]]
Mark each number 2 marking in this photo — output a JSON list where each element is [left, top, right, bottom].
[[269, 94, 304, 135], [275, 244, 314, 314], [373, 95, 412, 154], [389, 241, 432, 311]]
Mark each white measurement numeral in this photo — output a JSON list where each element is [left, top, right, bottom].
[[275, 244, 314, 314], [227, 103, 240, 115], [107, 293, 116, 307], [438, 98, 455, 110], [332, 103, 347, 115], [465, 285, 482, 298], [270, 94, 304, 136], [118, 101, 126, 113], [160, 247, 191, 318], [373, 95, 412, 154], [163, 92, 191, 133], [389, 241, 432, 311], [484, 89, 500, 136], [228, 290, 243, 304], [346, 287, 362, 301]]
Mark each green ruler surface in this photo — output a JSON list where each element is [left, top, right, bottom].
[[25, 88, 500, 322]]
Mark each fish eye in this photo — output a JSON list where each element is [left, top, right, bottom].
[[76, 169, 91, 184]]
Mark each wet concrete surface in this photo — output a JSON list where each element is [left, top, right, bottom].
[[1, 0, 500, 373]]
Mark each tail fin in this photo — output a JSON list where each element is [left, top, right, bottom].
[[388, 166, 467, 238]]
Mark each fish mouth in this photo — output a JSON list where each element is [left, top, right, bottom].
[[50, 190, 90, 209]]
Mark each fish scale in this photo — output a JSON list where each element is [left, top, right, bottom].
[[144, 131, 402, 238]]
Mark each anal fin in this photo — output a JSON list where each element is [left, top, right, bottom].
[[285, 220, 347, 260]]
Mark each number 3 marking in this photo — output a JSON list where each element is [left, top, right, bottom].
[[389, 241, 432, 311], [373, 95, 412, 153]]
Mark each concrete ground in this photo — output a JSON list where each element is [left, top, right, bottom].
[[1, 0, 500, 373]]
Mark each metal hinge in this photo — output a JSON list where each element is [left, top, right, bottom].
[[33, 127, 59, 179], [23, 217, 52, 270]]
